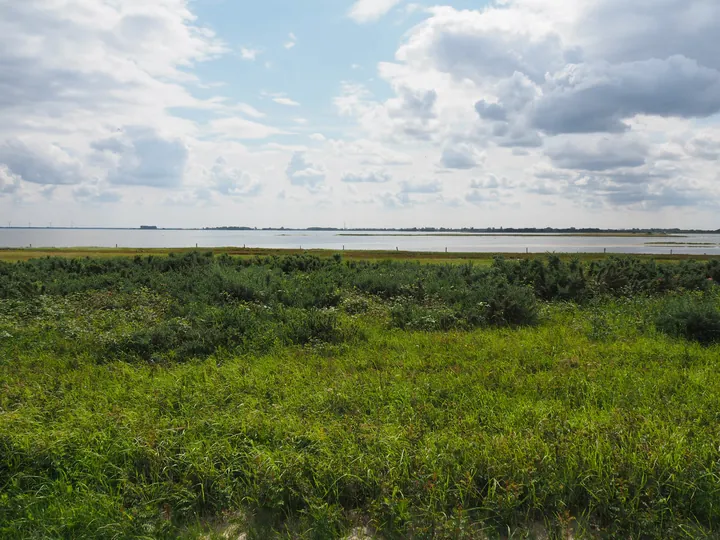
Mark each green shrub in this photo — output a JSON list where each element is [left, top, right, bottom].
[[277, 307, 345, 345], [481, 282, 538, 326], [341, 295, 370, 315], [655, 295, 720, 345], [389, 298, 460, 331]]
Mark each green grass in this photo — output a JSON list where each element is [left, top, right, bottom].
[[3, 247, 720, 264], [1, 255, 720, 538]]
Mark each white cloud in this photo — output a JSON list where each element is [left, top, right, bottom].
[[440, 142, 485, 170], [685, 131, 720, 160], [4, 0, 720, 227], [240, 47, 262, 61], [470, 175, 503, 190], [349, 0, 404, 23], [273, 97, 301, 107], [0, 0, 227, 138], [229, 103, 266, 119], [208, 117, 286, 139], [164, 188, 214, 207], [286, 152, 326, 191], [545, 136, 648, 171], [341, 170, 391, 183], [0, 165, 21, 195], [400, 179, 442, 194], [334, 0, 720, 215], [465, 188, 501, 205], [73, 182, 122, 204], [531, 57, 720, 134], [209, 157, 262, 197], [97, 126, 189, 188], [0, 138, 88, 185], [327, 138, 414, 166], [285, 32, 297, 49]]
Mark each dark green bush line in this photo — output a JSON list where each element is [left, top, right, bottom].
[[2, 253, 720, 359], [110, 305, 356, 363], [2, 252, 718, 303]]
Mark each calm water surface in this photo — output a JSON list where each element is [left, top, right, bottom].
[[1, 229, 719, 255]]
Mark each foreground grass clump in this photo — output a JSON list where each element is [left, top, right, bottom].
[[655, 294, 720, 345], [1, 253, 720, 538]]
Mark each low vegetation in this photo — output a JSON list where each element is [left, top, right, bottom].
[[1, 252, 720, 538]]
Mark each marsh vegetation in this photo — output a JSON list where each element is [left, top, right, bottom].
[[1, 252, 720, 538]]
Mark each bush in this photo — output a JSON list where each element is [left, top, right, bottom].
[[655, 295, 720, 345], [389, 298, 460, 331], [483, 282, 538, 326], [388, 281, 537, 332], [277, 307, 345, 345]]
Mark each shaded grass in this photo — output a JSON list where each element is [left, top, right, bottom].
[[2, 292, 720, 538]]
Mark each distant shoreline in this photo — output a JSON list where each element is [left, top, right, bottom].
[[1, 227, 718, 235], [337, 232, 683, 238]]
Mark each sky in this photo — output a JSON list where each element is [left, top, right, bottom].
[[1, 0, 720, 229]]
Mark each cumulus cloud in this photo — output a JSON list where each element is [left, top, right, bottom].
[[546, 137, 648, 171], [335, 83, 443, 143], [0, 0, 244, 216], [386, 87, 439, 141], [0, 0, 226, 136], [240, 47, 261, 61], [0, 139, 86, 185], [5, 0, 720, 225], [400, 179, 442, 194], [395, 6, 568, 84], [465, 188, 501, 204], [576, 0, 720, 70], [597, 180, 709, 209], [73, 183, 122, 204], [0, 165, 21, 195], [685, 132, 720, 160], [532, 56, 720, 134], [470, 175, 503, 189], [273, 97, 300, 107], [440, 142, 484, 169], [95, 127, 188, 188], [209, 117, 285, 139], [327, 138, 413, 166], [465, 175, 506, 204], [349, 0, 404, 23], [341, 170, 391, 183], [210, 157, 262, 197], [286, 152, 326, 191], [330, 0, 720, 218], [164, 188, 214, 207], [527, 160, 713, 210], [230, 103, 266, 119], [375, 2, 720, 141]]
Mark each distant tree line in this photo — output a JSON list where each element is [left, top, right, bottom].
[[203, 226, 720, 234]]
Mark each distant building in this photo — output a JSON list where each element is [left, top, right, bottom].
[[140, 225, 158, 230]]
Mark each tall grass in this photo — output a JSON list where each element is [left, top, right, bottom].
[[1, 253, 719, 538]]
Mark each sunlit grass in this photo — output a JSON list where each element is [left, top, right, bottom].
[[1, 288, 720, 538], [2, 246, 720, 264]]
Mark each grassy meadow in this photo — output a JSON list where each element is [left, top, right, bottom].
[[3, 247, 719, 264], [2, 252, 720, 538]]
